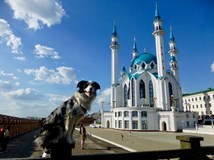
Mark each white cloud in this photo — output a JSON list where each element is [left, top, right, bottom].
[[14, 56, 26, 61], [24, 66, 78, 84], [96, 88, 111, 104], [48, 93, 69, 106], [0, 19, 22, 54], [211, 61, 214, 72], [0, 69, 14, 76], [0, 80, 12, 90], [5, 0, 66, 30], [1, 88, 44, 101], [34, 44, 61, 59]]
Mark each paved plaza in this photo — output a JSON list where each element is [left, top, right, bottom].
[[0, 127, 214, 159]]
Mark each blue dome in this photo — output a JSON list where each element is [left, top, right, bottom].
[[131, 52, 157, 67]]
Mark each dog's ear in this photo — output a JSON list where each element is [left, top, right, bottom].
[[92, 81, 100, 90], [77, 80, 88, 92]]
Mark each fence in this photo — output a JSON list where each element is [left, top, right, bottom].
[[0, 114, 41, 138]]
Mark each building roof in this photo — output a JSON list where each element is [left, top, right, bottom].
[[183, 88, 214, 97], [130, 52, 157, 67]]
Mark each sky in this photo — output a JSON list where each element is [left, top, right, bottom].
[[0, 0, 214, 118]]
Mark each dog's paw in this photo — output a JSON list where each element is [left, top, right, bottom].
[[42, 152, 50, 158], [66, 137, 75, 144]]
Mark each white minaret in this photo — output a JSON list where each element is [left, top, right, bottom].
[[168, 26, 179, 83], [110, 22, 119, 109], [168, 26, 183, 111], [152, 2, 169, 110]]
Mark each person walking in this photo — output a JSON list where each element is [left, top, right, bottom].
[[2, 126, 10, 152], [79, 123, 87, 150]]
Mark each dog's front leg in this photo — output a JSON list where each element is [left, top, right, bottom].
[[64, 113, 75, 144]]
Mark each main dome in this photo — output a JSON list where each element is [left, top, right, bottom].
[[130, 52, 157, 67]]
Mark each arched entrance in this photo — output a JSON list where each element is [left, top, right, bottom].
[[107, 120, 110, 128], [162, 121, 167, 131]]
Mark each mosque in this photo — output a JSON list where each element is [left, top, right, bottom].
[[101, 3, 197, 131]]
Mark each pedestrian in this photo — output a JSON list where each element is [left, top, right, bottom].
[[121, 134, 124, 141], [128, 131, 131, 136], [2, 126, 10, 152], [0, 127, 5, 152], [79, 122, 87, 150]]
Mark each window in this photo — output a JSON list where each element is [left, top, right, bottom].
[[124, 120, 129, 129], [139, 80, 145, 99], [124, 84, 128, 106], [115, 112, 117, 117], [115, 120, 117, 128], [132, 121, 138, 129], [168, 82, 173, 106], [127, 82, 130, 99], [149, 81, 154, 107], [132, 111, 138, 117], [118, 120, 122, 128], [151, 63, 154, 69], [142, 121, 148, 129], [142, 63, 146, 69], [141, 111, 147, 117], [124, 111, 129, 117], [199, 97, 201, 100], [118, 112, 122, 117], [131, 78, 135, 106]]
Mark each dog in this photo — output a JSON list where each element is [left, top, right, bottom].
[[34, 80, 100, 157]]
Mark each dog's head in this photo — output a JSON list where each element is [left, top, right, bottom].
[[77, 80, 100, 97]]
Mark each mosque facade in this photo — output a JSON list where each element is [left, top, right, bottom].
[[101, 3, 197, 131]]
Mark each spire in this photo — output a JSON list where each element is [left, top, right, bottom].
[[112, 21, 117, 37], [132, 38, 138, 58], [154, 1, 161, 20], [132, 37, 138, 52], [169, 26, 175, 42]]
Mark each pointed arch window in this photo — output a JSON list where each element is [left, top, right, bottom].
[[131, 78, 135, 106], [149, 80, 154, 107], [127, 82, 130, 99], [140, 80, 146, 99], [142, 63, 146, 69], [124, 84, 128, 107], [168, 82, 173, 106], [151, 63, 154, 69]]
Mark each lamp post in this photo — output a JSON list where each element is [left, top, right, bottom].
[[101, 100, 104, 128]]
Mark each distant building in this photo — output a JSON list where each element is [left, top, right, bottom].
[[182, 88, 214, 116], [102, 3, 197, 131]]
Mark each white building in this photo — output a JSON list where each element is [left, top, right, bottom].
[[102, 3, 197, 131], [183, 88, 214, 116]]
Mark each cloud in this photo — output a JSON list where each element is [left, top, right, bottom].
[[211, 61, 214, 72], [0, 80, 12, 90], [1, 88, 44, 101], [5, 0, 66, 30], [34, 44, 61, 59], [48, 93, 69, 106], [14, 56, 26, 61], [0, 69, 14, 76], [96, 88, 111, 104], [0, 18, 22, 54], [24, 66, 78, 84]]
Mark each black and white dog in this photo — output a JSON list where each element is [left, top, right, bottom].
[[34, 80, 100, 157]]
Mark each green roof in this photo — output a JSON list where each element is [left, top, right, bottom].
[[183, 88, 214, 96]]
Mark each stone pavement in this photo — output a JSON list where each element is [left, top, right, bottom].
[[1, 127, 214, 159], [85, 127, 214, 152], [0, 129, 128, 159]]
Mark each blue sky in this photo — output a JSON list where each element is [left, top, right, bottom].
[[0, 0, 214, 118]]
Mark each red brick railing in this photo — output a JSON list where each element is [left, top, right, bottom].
[[0, 114, 41, 138]]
